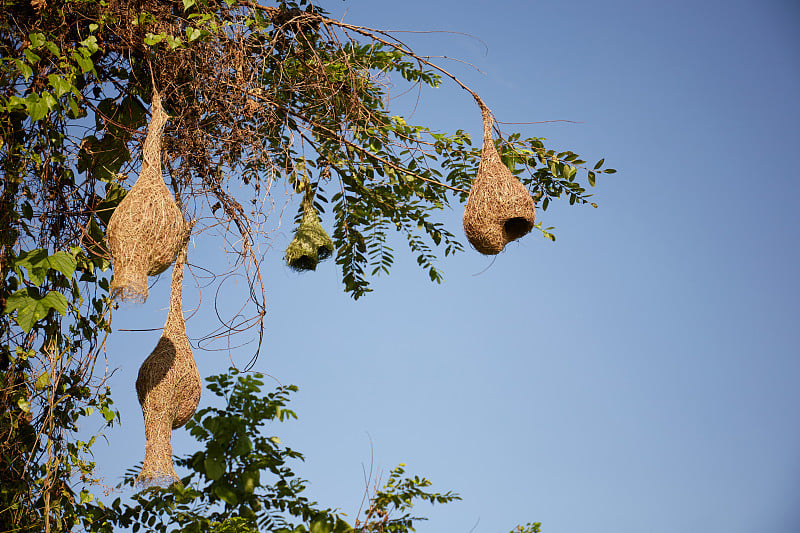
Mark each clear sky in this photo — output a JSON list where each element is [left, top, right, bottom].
[[92, 1, 800, 532]]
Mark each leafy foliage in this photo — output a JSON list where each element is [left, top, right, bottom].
[[76, 369, 462, 533], [1, 0, 612, 302], [0, 0, 611, 530]]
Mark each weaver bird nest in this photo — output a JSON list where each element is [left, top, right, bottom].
[[284, 179, 334, 271], [463, 104, 536, 255], [106, 92, 185, 303], [135, 226, 200, 487]]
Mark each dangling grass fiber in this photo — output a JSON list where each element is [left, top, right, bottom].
[[135, 226, 200, 488], [284, 179, 334, 271], [107, 91, 185, 303], [463, 104, 536, 255]]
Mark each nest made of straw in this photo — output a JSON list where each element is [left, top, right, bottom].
[[135, 227, 200, 487], [107, 92, 186, 303], [284, 179, 334, 271], [463, 105, 536, 255]]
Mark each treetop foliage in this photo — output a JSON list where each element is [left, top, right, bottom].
[[0, 0, 612, 530]]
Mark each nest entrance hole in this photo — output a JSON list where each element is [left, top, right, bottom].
[[504, 217, 535, 241]]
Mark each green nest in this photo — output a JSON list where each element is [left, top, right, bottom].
[[284, 184, 334, 271]]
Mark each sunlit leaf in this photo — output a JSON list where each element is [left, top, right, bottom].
[[4, 288, 68, 332]]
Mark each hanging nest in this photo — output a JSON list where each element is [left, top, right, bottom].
[[106, 92, 186, 303], [135, 226, 201, 487], [463, 104, 536, 255], [284, 179, 334, 271]]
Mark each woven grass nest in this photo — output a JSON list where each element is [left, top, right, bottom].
[[463, 105, 536, 255], [135, 228, 200, 487], [107, 92, 185, 303], [284, 179, 334, 271]]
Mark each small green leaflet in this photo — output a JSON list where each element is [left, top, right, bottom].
[[101, 406, 115, 422]]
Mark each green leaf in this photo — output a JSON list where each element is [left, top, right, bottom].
[[214, 484, 239, 505], [101, 406, 115, 422], [6, 95, 25, 111], [35, 372, 49, 390], [71, 50, 95, 74], [48, 74, 73, 99], [17, 397, 31, 413], [4, 288, 68, 333], [182, 0, 196, 10], [80, 36, 100, 54], [204, 457, 225, 480], [594, 158, 605, 170], [232, 435, 252, 456], [41, 91, 57, 111], [144, 33, 165, 46], [333, 519, 352, 533], [44, 41, 60, 57], [242, 470, 259, 493], [588, 171, 596, 187], [15, 249, 75, 284], [40, 291, 68, 316], [186, 27, 205, 42], [47, 251, 77, 279], [67, 96, 83, 118], [165, 35, 183, 49], [310, 518, 333, 533], [13, 59, 33, 81], [23, 48, 41, 64], [15, 248, 48, 284], [28, 32, 46, 48]]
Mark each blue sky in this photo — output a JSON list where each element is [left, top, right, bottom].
[[93, 1, 800, 532]]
